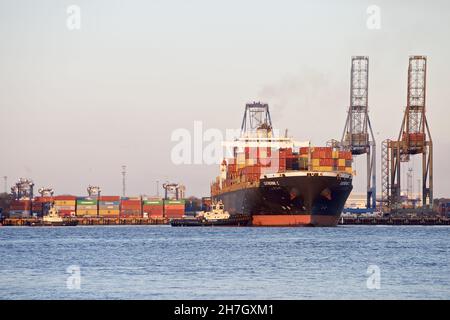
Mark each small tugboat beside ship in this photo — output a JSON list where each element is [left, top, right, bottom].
[[27, 204, 78, 227], [170, 201, 251, 227]]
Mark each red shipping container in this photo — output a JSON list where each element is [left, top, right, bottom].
[[279, 148, 293, 158], [143, 206, 164, 217], [314, 147, 332, 152], [165, 212, 184, 219], [299, 147, 310, 155], [54, 195, 77, 201], [313, 150, 333, 159], [121, 208, 141, 212], [120, 215, 142, 218], [10, 200, 32, 210], [99, 196, 121, 201], [58, 210, 76, 217], [121, 200, 141, 206], [121, 206, 141, 211], [319, 159, 334, 166], [338, 151, 353, 160], [35, 196, 54, 203]]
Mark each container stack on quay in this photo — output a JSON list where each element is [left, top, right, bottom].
[[9, 200, 32, 218], [142, 198, 164, 218], [120, 197, 142, 218], [31, 200, 43, 217], [54, 195, 76, 217], [32, 196, 53, 217], [76, 197, 98, 217], [164, 199, 185, 219], [3, 195, 190, 221], [98, 196, 120, 218]]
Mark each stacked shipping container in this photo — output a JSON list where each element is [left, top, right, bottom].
[[120, 197, 141, 218], [8, 195, 193, 219], [9, 200, 32, 218], [32, 196, 54, 217], [218, 146, 353, 192], [302, 147, 353, 173], [98, 196, 120, 218], [76, 197, 98, 217], [142, 199, 164, 218], [54, 195, 76, 217], [164, 199, 185, 219], [31, 201, 43, 217]]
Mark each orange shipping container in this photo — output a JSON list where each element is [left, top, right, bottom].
[[338, 151, 352, 160]]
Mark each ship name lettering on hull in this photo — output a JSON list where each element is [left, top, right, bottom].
[[262, 181, 279, 186]]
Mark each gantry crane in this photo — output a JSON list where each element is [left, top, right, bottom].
[[341, 56, 376, 209], [240, 102, 273, 137], [382, 56, 433, 211], [11, 178, 35, 200], [38, 187, 54, 197], [163, 183, 185, 200]]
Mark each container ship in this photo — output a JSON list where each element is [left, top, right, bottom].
[[210, 102, 354, 227]]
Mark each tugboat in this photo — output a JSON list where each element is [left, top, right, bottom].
[[28, 204, 78, 226], [170, 201, 251, 227]]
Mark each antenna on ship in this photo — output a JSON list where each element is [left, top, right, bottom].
[[122, 165, 127, 197]]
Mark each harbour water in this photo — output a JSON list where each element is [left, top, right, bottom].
[[0, 225, 449, 300]]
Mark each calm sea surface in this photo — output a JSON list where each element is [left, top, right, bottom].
[[0, 225, 449, 299]]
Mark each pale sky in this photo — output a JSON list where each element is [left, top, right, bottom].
[[1, 0, 450, 198]]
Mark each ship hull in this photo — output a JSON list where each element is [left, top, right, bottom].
[[214, 172, 352, 227]]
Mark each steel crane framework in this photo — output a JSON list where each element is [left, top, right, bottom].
[[381, 56, 433, 211], [341, 56, 376, 209]]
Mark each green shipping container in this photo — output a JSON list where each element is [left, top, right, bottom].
[[164, 199, 186, 205], [143, 200, 163, 205], [77, 200, 98, 205]]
